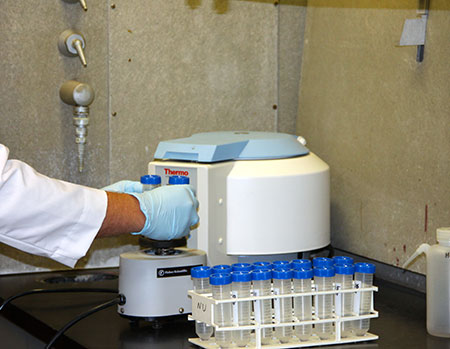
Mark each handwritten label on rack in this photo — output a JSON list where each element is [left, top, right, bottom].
[[273, 288, 281, 322], [253, 289, 261, 323], [335, 282, 342, 316], [353, 280, 362, 315]]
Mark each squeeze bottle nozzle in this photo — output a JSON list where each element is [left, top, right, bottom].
[[402, 243, 430, 269]]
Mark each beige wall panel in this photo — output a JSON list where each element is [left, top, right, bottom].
[[109, 0, 278, 181], [297, 0, 450, 274]]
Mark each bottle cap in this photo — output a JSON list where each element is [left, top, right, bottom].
[[210, 273, 232, 286], [231, 271, 252, 283], [252, 261, 272, 270], [437, 227, 450, 242], [191, 266, 212, 278], [334, 263, 355, 275], [168, 175, 189, 185], [332, 256, 354, 265], [313, 266, 335, 277], [252, 268, 272, 281], [231, 263, 253, 272], [355, 262, 376, 274], [291, 259, 312, 269], [273, 260, 292, 269], [140, 174, 161, 185], [313, 257, 334, 268], [293, 268, 313, 280], [272, 268, 293, 280], [212, 265, 232, 274]]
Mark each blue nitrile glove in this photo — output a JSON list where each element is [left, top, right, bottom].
[[102, 180, 143, 193], [129, 185, 199, 240]]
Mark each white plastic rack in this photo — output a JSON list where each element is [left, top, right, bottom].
[[188, 285, 378, 348]]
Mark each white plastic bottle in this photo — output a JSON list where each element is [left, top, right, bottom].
[[252, 268, 273, 345], [210, 273, 233, 348], [293, 268, 313, 341], [353, 262, 375, 336], [191, 266, 213, 341], [231, 271, 252, 347], [334, 263, 355, 338], [140, 174, 161, 192], [314, 266, 335, 340], [403, 227, 450, 338], [273, 268, 293, 343]]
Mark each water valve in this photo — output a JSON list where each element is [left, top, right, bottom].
[[58, 29, 88, 67], [59, 80, 95, 173], [62, 0, 88, 11]]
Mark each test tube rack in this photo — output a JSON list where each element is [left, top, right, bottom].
[[188, 284, 378, 348]]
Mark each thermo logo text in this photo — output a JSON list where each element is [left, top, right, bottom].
[[164, 168, 189, 176]]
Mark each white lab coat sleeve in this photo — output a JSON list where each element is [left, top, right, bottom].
[[0, 144, 107, 268]]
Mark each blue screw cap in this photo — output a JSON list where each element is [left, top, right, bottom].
[[252, 268, 272, 281], [293, 268, 313, 280], [140, 174, 161, 185], [168, 175, 190, 185], [272, 268, 293, 280], [313, 257, 334, 268], [252, 261, 272, 270], [273, 260, 291, 269], [231, 263, 253, 272], [355, 262, 376, 274], [231, 271, 252, 283], [210, 273, 232, 285], [292, 259, 312, 269], [212, 265, 232, 274], [313, 266, 335, 277], [191, 266, 212, 278], [334, 263, 355, 275], [333, 256, 354, 265]]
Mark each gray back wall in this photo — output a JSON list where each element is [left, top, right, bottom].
[[0, 0, 306, 273]]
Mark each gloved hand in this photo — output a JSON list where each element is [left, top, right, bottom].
[[102, 180, 143, 193], [129, 185, 199, 240]]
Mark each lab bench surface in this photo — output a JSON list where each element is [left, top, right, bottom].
[[0, 268, 449, 349]]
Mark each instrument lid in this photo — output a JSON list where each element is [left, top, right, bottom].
[[154, 131, 309, 163]]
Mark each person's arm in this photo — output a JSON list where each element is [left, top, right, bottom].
[[97, 192, 145, 238]]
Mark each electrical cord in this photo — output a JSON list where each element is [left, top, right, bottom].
[[45, 294, 125, 349], [0, 288, 118, 312]]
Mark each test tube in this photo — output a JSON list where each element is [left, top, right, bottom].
[[293, 268, 313, 341], [191, 266, 214, 341], [212, 265, 232, 275], [168, 175, 189, 185], [252, 269, 273, 345], [231, 271, 252, 347], [314, 266, 335, 340], [210, 273, 233, 348], [273, 268, 293, 343], [334, 263, 355, 338], [353, 262, 376, 336]]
